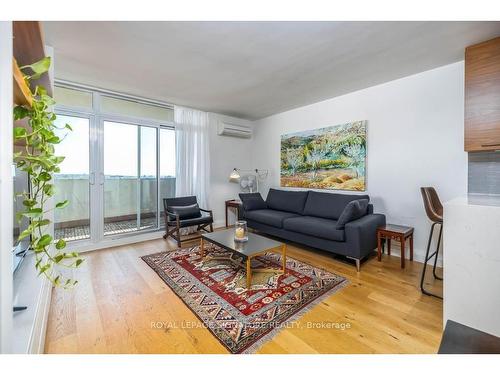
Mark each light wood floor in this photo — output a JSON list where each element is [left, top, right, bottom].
[[45, 232, 443, 354]]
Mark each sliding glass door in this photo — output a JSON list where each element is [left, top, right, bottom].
[[54, 85, 175, 249], [103, 121, 159, 236]]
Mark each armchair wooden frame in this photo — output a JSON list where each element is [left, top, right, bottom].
[[162, 197, 214, 247]]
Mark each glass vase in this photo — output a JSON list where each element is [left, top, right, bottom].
[[234, 220, 248, 242]]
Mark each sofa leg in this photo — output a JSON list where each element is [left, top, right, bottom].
[[346, 256, 361, 272]]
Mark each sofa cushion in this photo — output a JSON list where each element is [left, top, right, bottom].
[[283, 216, 345, 242], [266, 188, 309, 214], [168, 203, 201, 220], [336, 199, 369, 229], [239, 192, 267, 211], [244, 209, 300, 228], [303, 191, 370, 220]]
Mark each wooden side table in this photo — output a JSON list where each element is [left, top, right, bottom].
[[225, 199, 242, 227], [377, 224, 414, 269]]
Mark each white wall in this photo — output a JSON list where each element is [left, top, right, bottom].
[[208, 113, 254, 227], [252, 62, 467, 263]]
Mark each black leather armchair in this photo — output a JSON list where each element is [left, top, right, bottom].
[[162, 196, 213, 247]]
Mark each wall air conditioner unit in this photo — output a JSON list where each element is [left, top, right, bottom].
[[217, 121, 252, 139]]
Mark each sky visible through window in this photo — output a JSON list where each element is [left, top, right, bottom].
[[54, 115, 89, 176], [54, 115, 176, 178]]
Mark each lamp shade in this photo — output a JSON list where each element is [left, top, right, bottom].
[[229, 168, 240, 183]]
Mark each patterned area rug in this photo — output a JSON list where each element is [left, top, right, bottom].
[[142, 244, 348, 353]]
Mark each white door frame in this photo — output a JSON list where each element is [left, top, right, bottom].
[[0, 21, 13, 354], [54, 87, 175, 253], [54, 109, 96, 248]]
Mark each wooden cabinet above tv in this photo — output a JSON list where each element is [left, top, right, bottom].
[[465, 37, 500, 152]]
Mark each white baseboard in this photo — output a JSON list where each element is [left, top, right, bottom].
[[213, 219, 225, 228], [69, 222, 438, 268], [71, 222, 228, 254], [375, 242, 443, 267], [71, 231, 166, 254]]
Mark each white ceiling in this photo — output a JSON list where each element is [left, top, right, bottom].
[[43, 21, 500, 120]]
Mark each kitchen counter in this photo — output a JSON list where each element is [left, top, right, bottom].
[[447, 194, 500, 207], [444, 195, 500, 337]]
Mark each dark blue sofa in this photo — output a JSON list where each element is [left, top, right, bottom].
[[239, 189, 386, 271]]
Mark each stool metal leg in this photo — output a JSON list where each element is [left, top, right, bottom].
[[432, 224, 443, 281], [420, 222, 443, 299]]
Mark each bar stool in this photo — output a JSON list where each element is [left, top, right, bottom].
[[420, 187, 443, 299]]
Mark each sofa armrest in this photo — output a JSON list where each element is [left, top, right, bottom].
[[344, 213, 386, 259]]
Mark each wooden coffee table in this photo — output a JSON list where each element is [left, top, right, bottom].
[[200, 229, 286, 289]]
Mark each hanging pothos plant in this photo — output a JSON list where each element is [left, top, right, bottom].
[[13, 56, 83, 288]]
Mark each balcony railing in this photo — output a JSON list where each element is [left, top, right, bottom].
[[54, 175, 175, 241]]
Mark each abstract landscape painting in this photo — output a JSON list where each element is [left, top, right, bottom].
[[280, 121, 366, 191]]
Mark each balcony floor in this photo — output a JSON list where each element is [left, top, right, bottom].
[[55, 216, 165, 242]]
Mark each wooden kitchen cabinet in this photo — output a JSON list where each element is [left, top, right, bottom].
[[465, 37, 500, 152]]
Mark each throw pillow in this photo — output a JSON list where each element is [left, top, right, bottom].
[[336, 199, 369, 229], [239, 192, 267, 211], [168, 204, 202, 220]]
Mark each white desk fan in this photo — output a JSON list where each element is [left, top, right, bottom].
[[229, 168, 268, 193]]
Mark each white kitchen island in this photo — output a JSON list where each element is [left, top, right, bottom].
[[444, 195, 500, 337]]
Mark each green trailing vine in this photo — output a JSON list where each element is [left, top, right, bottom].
[[13, 56, 83, 288]]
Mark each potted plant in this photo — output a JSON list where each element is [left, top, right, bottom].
[[13, 57, 83, 287]]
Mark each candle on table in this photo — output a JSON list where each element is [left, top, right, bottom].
[[235, 227, 245, 239]]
